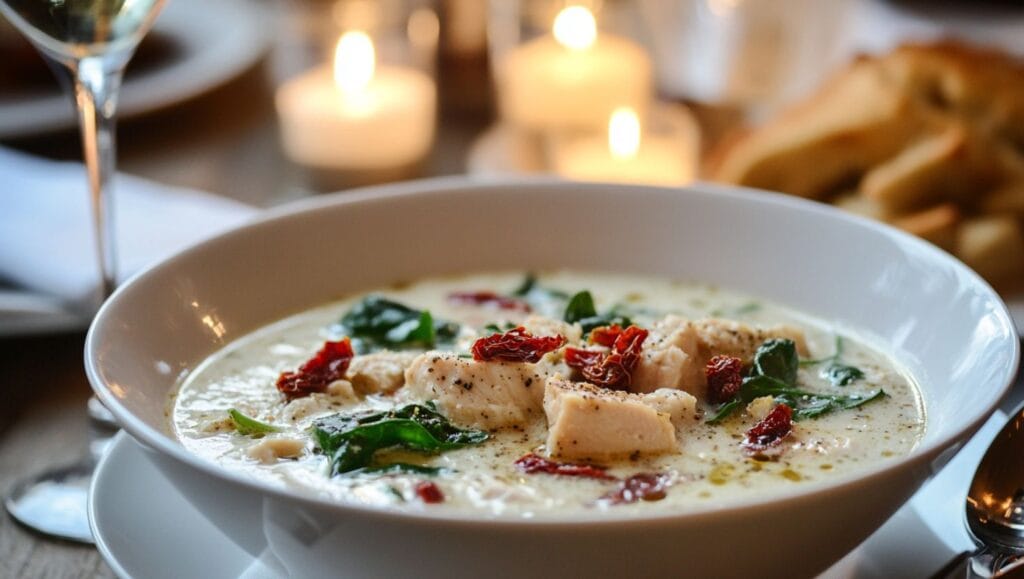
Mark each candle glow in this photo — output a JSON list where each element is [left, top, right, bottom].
[[552, 105, 698, 186], [275, 28, 436, 170], [609, 107, 641, 160], [552, 6, 596, 51], [498, 3, 651, 131], [334, 31, 375, 95]]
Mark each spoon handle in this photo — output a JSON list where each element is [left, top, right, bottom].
[[967, 548, 1021, 578], [996, 557, 1024, 578], [934, 548, 1024, 578]]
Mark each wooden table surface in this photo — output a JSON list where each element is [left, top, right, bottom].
[[0, 333, 112, 579]]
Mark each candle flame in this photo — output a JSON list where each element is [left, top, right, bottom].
[[609, 107, 641, 160], [334, 31, 375, 94], [553, 6, 596, 51]]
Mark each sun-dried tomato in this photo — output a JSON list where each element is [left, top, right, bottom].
[[706, 355, 743, 404], [565, 326, 648, 390], [612, 326, 647, 362], [564, 347, 605, 368], [744, 404, 793, 454], [514, 453, 617, 481], [472, 327, 566, 363], [566, 347, 612, 379], [414, 481, 444, 504], [582, 353, 632, 389], [589, 324, 624, 347], [276, 339, 354, 400], [447, 291, 531, 312], [600, 472, 671, 505]]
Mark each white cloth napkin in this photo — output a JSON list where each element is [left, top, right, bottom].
[[0, 146, 257, 306]]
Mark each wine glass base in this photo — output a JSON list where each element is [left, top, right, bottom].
[[5, 461, 95, 544]]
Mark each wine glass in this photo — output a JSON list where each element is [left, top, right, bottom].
[[0, 0, 166, 543]]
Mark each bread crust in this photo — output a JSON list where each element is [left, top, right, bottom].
[[714, 41, 1024, 285]]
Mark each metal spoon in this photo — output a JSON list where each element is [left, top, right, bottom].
[[938, 400, 1024, 578]]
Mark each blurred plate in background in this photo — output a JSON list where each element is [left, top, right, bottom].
[[0, 0, 270, 139]]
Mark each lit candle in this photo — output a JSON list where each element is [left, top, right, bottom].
[[275, 31, 436, 170], [498, 5, 653, 132], [552, 107, 697, 186]]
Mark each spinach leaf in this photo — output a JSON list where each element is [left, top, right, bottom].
[[385, 310, 434, 344], [483, 321, 517, 335], [564, 291, 597, 324], [718, 374, 885, 422], [705, 338, 882, 422], [516, 276, 634, 331], [336, 295, 459, 353], [512, 274, 538, 297], [563, 290, 633, 333], [797, 336, 866, 387], [823, 364, 865, 387], [800, 336, 845, 366], [228, 409, 281, 436], [794, 389, 885, 420], [705, 398, 743, 424], [312, 403, 488, 475], [359, 463, 447, 476], [579, 313, 633, 335], [752, 339, 799, 386], [512, 273, 570, 313]]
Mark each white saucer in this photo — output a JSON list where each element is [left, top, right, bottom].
[[89, 432, 283, 579], [0, 0, 270, 138], [91, 410, 1021, 579]]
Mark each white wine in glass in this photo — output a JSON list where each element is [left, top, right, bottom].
[[2, 0, 164, 56], [0, 0, 166, 543]]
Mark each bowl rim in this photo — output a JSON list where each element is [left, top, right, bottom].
[[85, 176, 1021, 527]]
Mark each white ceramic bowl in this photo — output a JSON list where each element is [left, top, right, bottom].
[[86, 179, 1019, 578]]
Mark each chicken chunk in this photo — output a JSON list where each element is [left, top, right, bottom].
[[543, 378, 696, 460], [746, 395, 776, 421], [346, 351, 419, 394], [520, 315, 583, 346], [326, 379, 357, 400], [631, 317, 703, 396], [643, 388, 701, 426], [631, 316, 808, 401], [692, 319, 808, 360], [246, 437, 306, 464], [404, 352, 568, 429]]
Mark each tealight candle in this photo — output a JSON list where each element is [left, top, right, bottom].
[[497, 5, 653, 132], [276, 31, 436, 170], [552, 106, 697, 186]]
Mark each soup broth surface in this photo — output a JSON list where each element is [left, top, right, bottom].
[[171, 272, 925, 517]]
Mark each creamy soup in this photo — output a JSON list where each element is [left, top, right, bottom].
[[171, 272, 925, 517]]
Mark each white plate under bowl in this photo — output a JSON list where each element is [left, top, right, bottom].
[[0, 0, 269, 138], [86, 178, 1020, 578]]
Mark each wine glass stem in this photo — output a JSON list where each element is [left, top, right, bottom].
[[72, 55, 124, 303]]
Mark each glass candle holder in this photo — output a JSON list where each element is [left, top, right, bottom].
[[275, 0, 439, 175], [489, 0, 654, 134], [637, 0, 852, 115], [546, 102, 701, 186]]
